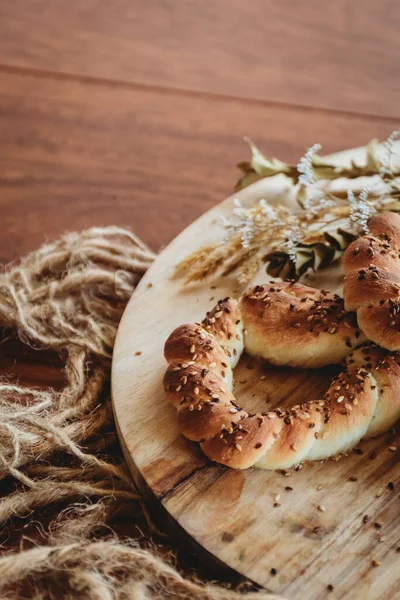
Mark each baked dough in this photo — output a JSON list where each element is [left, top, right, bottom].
[[164, 212, 400, 470], [344, 211, 400, 351]]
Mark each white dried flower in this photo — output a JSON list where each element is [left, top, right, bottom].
[[223, 199, 285, 248], [348, 187, 376, 234], [284, 221, 303, 262], [232, 198, 247, 219], [259, 199, 281, 222], [302, 188, 336, 218], [297, 144, 321, 187]]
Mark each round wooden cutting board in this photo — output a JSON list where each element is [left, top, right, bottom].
[[112, 145, 399, 600]]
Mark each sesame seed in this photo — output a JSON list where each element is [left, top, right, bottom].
[[372, 560, 381, 567], [193, 387, 199, 395], [317, 504, 325, 512]]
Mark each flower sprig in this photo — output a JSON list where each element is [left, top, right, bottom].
[[176, 133, 400, 284]]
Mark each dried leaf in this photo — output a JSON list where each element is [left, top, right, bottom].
[[264, 229, 357, 280], [365, 138, 380, 171], [234, 139, 295, 191], [245, 138, 291, 177], [235, 136, 400, 191]]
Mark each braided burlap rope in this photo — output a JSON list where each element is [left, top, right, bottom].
[[0, 228, 284, 600]]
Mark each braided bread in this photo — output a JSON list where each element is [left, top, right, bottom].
[[163, 290, 400, 470], [343, 211, 400, 351]]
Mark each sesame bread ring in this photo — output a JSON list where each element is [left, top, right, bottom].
[[344, 211, 400, 351], [163, 295, 400, 470]]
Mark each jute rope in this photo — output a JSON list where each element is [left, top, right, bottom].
[[0, 227, 285, 600]]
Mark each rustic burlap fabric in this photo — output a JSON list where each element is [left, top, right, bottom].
[[0, 227, 284, 600]]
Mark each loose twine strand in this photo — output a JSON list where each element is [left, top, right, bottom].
[[0, 227, 284, 600]]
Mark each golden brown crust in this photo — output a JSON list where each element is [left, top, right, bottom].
[[343, 211, 400, 350], [256, 403, 324, 469], [346, 344, 400, 437], [342, 236, 400, 275], [343, 268, 400, 310], [164, 325, 231, 386], [368, 211, 400, 248], [178, 402, 246, 442], [356, 303, 400, 351], [201, 414, 283, 470], [240, 281, 364, 367], [163, 361, 234, 409], [312, 366, 379, 458], [164, 298, 246, 444]]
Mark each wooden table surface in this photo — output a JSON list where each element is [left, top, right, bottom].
[[0, 0, 399, 262]]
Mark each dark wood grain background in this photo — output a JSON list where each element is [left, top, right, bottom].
[[0, 0, 399, 261]]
